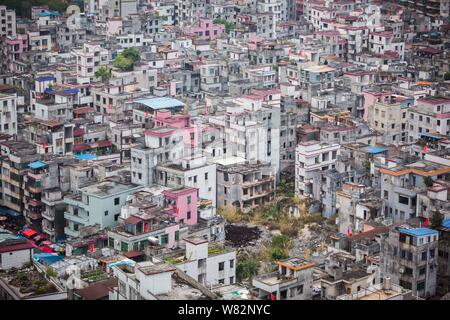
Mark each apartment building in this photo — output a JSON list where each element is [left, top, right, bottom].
[[64, 179, 143, 238], [0, 141, 39, 215], [1, 35, 28, 73], [407, 97, 450, 142], [0, 93, 18, 136], [215, 159, 275, 213], [156, 156, 217, 207], [367, 95, 413, 145], [381, 226, 439, 298], [295, 140, 340, 197], [165, 237, 236, 287], [72, 43, 109, 84], [0, 6, 16, 38], [253, 257, 315, 300], [379, 159, 450, 223], [108, 260, 215, 300]]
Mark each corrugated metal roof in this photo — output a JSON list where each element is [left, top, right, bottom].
[[134, 97, 185, 110], [398, 228, 438, 237]]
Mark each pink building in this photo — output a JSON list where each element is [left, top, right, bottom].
[[186, 18, 224, 40], [163, 187, 198, 226], [2, 35, 28, 73], [362, 90, 393, 122], [153, 111, 199, 148]]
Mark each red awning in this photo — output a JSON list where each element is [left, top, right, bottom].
[[23, 229, 37, 238]]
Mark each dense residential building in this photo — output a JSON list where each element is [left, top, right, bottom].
[[0, 0, 448, 303]]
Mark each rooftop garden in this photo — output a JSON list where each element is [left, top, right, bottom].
[[81, 269, 108, 283], [164, 256, 184, 265], [208, 246, 226, 256], [8, 268, 57, 296]]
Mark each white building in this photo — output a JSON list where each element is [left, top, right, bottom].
[[0, 240, 33, 271], [173, 237, 236, 287], [295, 141, 340, 196], [0, 92, 18, 136], [0, 6, 16, 38], [71, 43, 109, 84]]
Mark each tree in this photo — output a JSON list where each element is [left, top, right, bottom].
[[423, 176, 433, 188], [94, 66, 111, 82], [431, 210, 444, 229], [236, 257, 260, 282], [113, 55, 134, 71], [121, 48, 140, 63]]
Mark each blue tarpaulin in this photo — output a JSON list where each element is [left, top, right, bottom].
[[29, 161, 48, 169], [33, 253, 64, 265], [75, 153, 97, 161], [442, 218, 450, 229], [367, 146, 386, 154]]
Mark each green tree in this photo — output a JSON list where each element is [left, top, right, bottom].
[[121, 48, 140, 63], [94, 66, 111, 82], [431, 210, 444, 229], [236, 257, 260, 282], [444, 72, 450, 81], [113, 55, 134, 71], [423, 176, 433, 188]]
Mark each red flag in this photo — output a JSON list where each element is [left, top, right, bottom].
[[424, 145, 427, 153], [145, 223, 149, 233], [425, 217, 429, 226], [89, 243, 94, 253], [347, 227, 351, 237], [270, 293, 276, 300], [145, 111, 149, 118], [42, 143, 46, 150]]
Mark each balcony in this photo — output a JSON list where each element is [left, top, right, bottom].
[[64, 211, 89, 225], [64, 226, 80, 238], [43, 225, 55, 235], [42, 210, 55, 221]]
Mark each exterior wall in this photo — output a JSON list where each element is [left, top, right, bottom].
[[0, 249, 32, 270]]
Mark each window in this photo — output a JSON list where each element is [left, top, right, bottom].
[[160, 234, 168, 245], [230, 276, 234, 283], [114, 197, 120, 205], [205, 173, 208, 180], [230, 259, 234, 268], [417, 281, 425, 291], [421, 251, 427, 261], [104, 210, 108, 216], [187, 211, 191, 220], [219, 262, 225, 271], [175, 231, 180, 241], [430, 249, 435, 258], [398, 195, 409, 205], [419, 267, 426, 276], [187, 196, 191, 204], [400, 280, 412, 290]]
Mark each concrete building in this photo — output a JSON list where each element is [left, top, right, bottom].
[[252, 257, 315, 300], [0, 93, 18, 136], [381, 226, 439, 298], [166, 237, 236, 287], [407, 97, 450, 143], [0, 6, 16, 38], [64, 179, 143, 238], [379, 159, 450, 223], [109, 259, 216, 300], [295, 141, 340, 197], [215, 159, 275, 213], [71, 43, 109, 84]]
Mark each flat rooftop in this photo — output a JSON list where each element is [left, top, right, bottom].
[[81, 180, 141, 197]]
